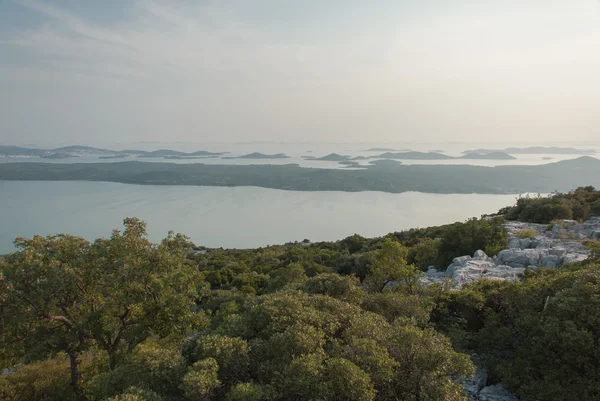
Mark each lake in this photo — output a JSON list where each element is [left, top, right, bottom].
[[0, 181, 523, 254]]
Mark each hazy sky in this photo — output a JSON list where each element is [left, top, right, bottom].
[[1, 0, 600, 146]]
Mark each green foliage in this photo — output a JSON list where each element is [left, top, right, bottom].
[[361, 292, 432, 326], [105, 387, 165, 401], [194, 291, 474, 401], [84, 341, 186, 400], [181, 358, 222, 401], [224, 382, 267, 401], [587, 242, 600, 263], [10, 202, 600, 401], [435, 218, 508, 267], [0, 356, 76, 401], [0, 219, 206, 395], [299, 273, 363, 302], [363, 239, 421, 293], [500, 186, 600, 223], [433, 265, 600, 401], [393, 218, 508, 269], [325, 357, 376, 401], [407, 238, 441, 270], [194, 335, 250, 383]]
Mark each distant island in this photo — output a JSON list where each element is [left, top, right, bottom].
[[234, 153, 290, 159], [459, 152, 516, 160], [373, 151, 455, 160], [40, 153, 78, 160], [99, 154, 130, 160], [338, 160, 361, 167], [305, 153, 351, 161], [368, 159, 402, 167], [164, 155, 218, 160], [139, 149, 225, 158], [0, 145, 225, 159], [1, 156, 598, 194], [371, 151, 516, 160], [462, 146, 596, 155]]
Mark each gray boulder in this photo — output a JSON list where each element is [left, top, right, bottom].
[[447, 261, 523, 289], [461, 367, 488, 399], [539, 255, 560, 268], [477, 384, 520, 401], [453, 255, 472, 267], [519, 238, 532, 249], [420, 268, 447, 286], [563, 253, 588, 264], [507, 239, 521, 249], [473, 250, 492, 261], [496, 249, 540, 267]]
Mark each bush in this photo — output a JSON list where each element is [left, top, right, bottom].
[[438, 264, 600, 401], [225, 382, 266, 401], [181, 358, 221, 401], [0, 356, 76, 401], [408, 238, 441, 270], [436, 218, 508, 268], [106, 387, 164, 401], [502, 187, 600, 223]]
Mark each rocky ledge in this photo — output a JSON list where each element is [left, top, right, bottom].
[[422, 217, 600, 289]]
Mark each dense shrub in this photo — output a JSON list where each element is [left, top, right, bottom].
[[0, 356, 76, 401], [500, 186, 600, 223], [432, 265, 600, 401]]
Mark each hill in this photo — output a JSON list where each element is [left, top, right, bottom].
[[236, 152, 290, 159], [309, 153, 351, 161]]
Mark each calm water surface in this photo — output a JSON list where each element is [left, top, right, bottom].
[[0, 181, 523, 253]]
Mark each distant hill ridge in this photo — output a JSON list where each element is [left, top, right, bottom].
[[0, 145, 225, 158], [371, 151, 516, 160], [462, 146, 596, 155]]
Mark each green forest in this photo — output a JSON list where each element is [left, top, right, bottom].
[[1, 188, 600, 401]]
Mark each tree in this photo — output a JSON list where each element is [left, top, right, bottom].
[[363, 239, 420, 293], [224, 382, 266, 401], [325, 357, 376, 401], [181, 358, 221, 401], [0, 219, 206, 397], [386, 324, 474, 401]]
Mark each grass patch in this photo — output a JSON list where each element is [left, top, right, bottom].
[[515, 228, 537, 239]]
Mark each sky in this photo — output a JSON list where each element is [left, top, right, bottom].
[[1, 0, 600, 146]]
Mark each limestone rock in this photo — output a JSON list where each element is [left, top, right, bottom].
[[477, 384, 520, 401], [462, 367, 488, 399], [496, 249, 540, 267], [473, 250, 493, 261]]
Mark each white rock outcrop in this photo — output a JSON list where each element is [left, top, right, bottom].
[[476, 384, 520, 401], [422, 217, 598, 289]]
